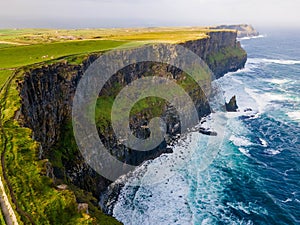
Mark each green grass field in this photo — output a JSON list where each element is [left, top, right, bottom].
[[0, 27, 228, 44], [0, 27, 233, 70]]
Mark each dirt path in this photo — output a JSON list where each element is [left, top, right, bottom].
[[0, 176, 18, 225]]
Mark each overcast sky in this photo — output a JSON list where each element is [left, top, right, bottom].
[[1, 0, 299, 29]]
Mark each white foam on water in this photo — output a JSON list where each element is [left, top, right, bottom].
[[247, 58, 300, 65], [264, 92, 290, 102], [201, 218, 211, 225], [264, 149, 281, 155], [243, 88, 288, 114], [243, 88, 264, 113], [113, 113, 230, 225], [224, 67, 253, 76], [112, 130, 205, 224], [287, 111, 300, 122], [262, 59, 300, 65], [237, 34, 266, 41], [113, 172, 192, 225], [238, 148, 251, 157], [227, 202, 268, 216], [281, 198, 293, 203], [112, 144, 194, 225], [263, 78, 290, 85], [230, 135, 253, 147], [244, 60, 260, 71], [259, 138, 268, 147]]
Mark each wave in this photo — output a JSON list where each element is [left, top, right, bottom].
[[248, 58, 300, 65], [112, 135, 194, 224], [263, 78, 290, 85], [237, 34, 266, 41], [244, 88, 291, 114], [259, 138, 268, 147], [229, 135, 253, 147], [238, 147, 251, 157], [264, 149, 281, 156]]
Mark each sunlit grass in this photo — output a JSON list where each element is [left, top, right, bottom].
[[0, 27, 233, 44], [0, 70, 13, 88], [0, 40, 129, 68]]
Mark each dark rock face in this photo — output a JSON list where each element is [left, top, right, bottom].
[[225, 95, 238, 112], [181, 31, 247, 78], [18, 31, 247, 197], [19, 56, 98, 157], [19, 60, 211, 196]]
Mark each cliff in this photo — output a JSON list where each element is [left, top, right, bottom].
[[212, 24, 259, 38], [17, 30, 246, 211], [182, 31, 247, 78]]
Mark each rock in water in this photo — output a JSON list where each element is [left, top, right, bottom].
[[199, 127, 218, 136], [226, 95, 238, 112]]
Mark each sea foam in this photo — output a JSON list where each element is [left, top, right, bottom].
[[248, 58, 300, 65], [237, 34, 266, 41]]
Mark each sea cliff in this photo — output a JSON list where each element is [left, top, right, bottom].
[[17, 30, 246, 221]]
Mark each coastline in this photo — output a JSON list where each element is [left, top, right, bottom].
[[0, 26, 254, 224]]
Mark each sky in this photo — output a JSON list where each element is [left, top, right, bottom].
[[1, 0, 300, 29]]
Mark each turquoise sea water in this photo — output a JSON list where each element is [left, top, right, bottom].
[[112, 31, 300, 225]]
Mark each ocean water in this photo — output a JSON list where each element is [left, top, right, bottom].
[[112, 31, 300, 225]]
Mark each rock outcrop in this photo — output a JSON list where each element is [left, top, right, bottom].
[[225, 95, 239, 112], [18, 30, 247, 198]]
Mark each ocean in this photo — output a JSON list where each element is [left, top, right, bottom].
[[111, 31, 300, 225]]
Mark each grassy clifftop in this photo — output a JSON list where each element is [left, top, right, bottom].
[[0, 27, 234, 44]]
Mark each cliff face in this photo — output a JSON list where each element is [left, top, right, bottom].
[[182, 31, 247, 78], [18, 31, 247, 196]]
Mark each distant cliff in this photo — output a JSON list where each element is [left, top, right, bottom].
[[18, 30, 247, 200], [212, 24, 259, 38]]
